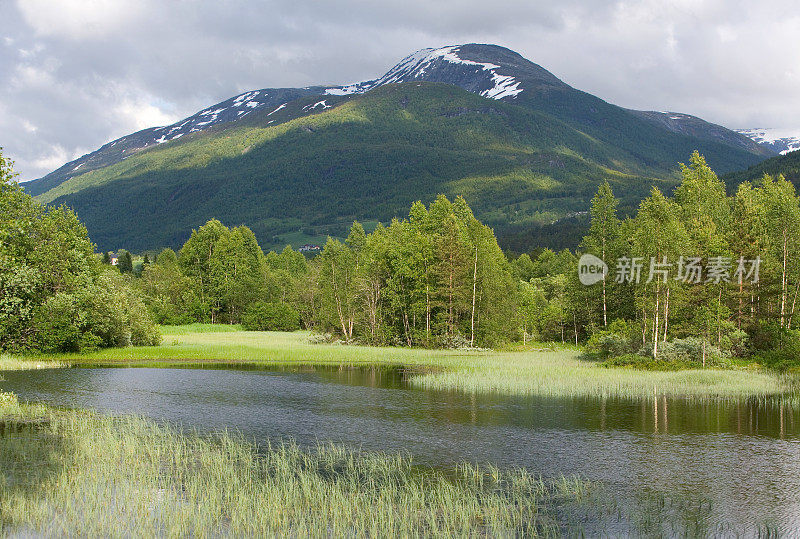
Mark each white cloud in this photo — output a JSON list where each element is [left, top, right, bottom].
[[21, 120, 37, 133], [16, 0, 147, 40], [114, 99, 178, 131], [31, 145, 72, 171]]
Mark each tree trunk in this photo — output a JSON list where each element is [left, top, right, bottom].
[[702, 339, 706, 368], [788, 279, 800, 330], [652, 284, 660, 358], [662, 287, 670, 342], [601, 236, 608, 327], [426, 283, 431, 342], [781, 227, 789, 328], [717, 288, 723, 346], [737, 264, 744, 329], [642, 307, 647, 346], [470, 246, 478, 347], [573, 312, 578, 345]]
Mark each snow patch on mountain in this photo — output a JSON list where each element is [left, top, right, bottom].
[[151, 91, 276, 144], [325, 45, 523, 100], [303, 100, 331, 111], [736, 128, 800, 155]]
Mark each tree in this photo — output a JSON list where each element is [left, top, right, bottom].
[[0, 148, 158, 352], [317, 237, 358, 341], [117, 250, 133, 274], [759, 174, 800, 328], [631, 187, 690, 358], [138, 249, 200, 324], [179, 219, 229, 323], [580, 181, 620, 327], [432, 213, 471, 340]]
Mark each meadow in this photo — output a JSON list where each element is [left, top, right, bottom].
[[38, 325, 798, 402], [0, 395, 591, 536]]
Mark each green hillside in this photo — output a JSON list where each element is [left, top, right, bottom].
[[723, 150, 800, 188], [35, 82, 758, 252]]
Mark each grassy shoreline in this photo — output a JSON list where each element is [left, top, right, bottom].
[[0, 354, 69, 371], [0, 396, 591, 536], [19, 325, 797, 402]]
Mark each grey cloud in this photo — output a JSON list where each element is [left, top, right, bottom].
[[2, 0, 799, 180]]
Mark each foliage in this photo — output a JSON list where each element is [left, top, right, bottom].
[[585, 320, 638, 359], [0, 149, 157, 353], [32, 271, 161, 352], [117, 249, 133, 274], [569, 152, 800, 368], [242, 301, 300, 331]]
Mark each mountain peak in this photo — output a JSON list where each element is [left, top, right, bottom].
[[325, 44, 565, 100]]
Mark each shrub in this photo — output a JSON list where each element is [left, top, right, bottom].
[[31, 271, 161, 353], [585, 319, 638, 359], [721, 329, 751, 358], [242, 302, 300, 332], [638, 338, 729, 367]]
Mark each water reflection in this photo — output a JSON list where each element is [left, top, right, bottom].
[[2, 366, 799, 533]]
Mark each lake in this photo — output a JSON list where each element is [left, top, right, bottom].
[[3, 366, 799, 534]]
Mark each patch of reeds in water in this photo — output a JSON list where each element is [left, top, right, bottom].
[[0, 398, 591, 536]]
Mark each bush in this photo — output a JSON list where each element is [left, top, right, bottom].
[[585, 319, 638, 359], [31, 271, 161, 353], [721, 328, 751, 357], [242, 302, 300, 332], [633, 338, 729, 368], [599, 353, 687, 371]]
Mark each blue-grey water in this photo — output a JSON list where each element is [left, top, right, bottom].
[[2, 366, 799, 534]]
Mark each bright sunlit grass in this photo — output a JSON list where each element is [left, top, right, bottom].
[[0, 354, 69, 371]]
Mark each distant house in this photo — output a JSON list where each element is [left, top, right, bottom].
[[110, 257, 119, 266], [298, 244, 321, 253]]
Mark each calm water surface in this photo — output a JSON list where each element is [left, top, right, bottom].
[[3, 366, 799, 534]]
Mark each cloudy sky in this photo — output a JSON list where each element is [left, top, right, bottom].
[[2, 0, 799, 180]]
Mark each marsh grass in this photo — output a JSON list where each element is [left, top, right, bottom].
[[0, 354, 69, 371], [42, 327, 799, 403], [0, 398, 589, 536]]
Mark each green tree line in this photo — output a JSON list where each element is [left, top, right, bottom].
[[523, 151, 800, 368], [0, 149, 160, 353], [136, 195, 517, 347]]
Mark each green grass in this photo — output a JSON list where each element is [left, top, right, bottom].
[[160, 323, 244, 335], [0, 354, 69, 371], [39, 325, 798, 402], [0, 396, 591, 536]]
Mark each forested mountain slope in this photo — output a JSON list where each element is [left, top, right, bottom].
[[24, 44, 772, 252]]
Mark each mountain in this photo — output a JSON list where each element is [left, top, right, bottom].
[[631, 111, 769, 154], [724, 147, 800, 188], [24, 44, 774, 252], [735, 128, 800, 156]]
